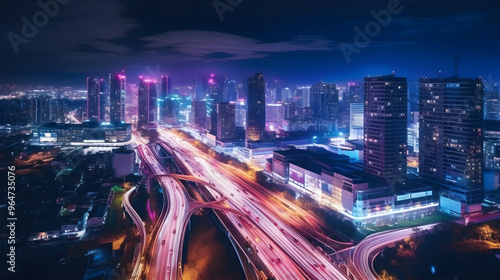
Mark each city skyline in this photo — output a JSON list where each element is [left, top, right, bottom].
[[2, 1, 500, 280]]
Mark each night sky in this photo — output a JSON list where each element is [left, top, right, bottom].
[[1, 0, 499, 86]]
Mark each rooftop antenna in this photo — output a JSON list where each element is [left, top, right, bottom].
[[454, 54, 459, 77]]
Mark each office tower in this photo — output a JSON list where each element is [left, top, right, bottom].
[[51, 99, 65, 123], [295, 86, 311, 108], [160, 75, 172, 98], [419, 77, 484, 217], [349, 103, 364, 140], [163, 95, 180, 124], [284, 102, 296, 120], [200, 74, 226, 134], [484, 120, 500, 170], [236, 82, 246, 101], [216, 102, 235, 141], [99, 79, 109, 122], [109, 73, 126, 122], [223, 80, 237, 102], [364, 74, 407, 185], [159, 75, 173, 123], [484, 83, 499, 120], [87, 77, 101, 121], [137, 77, 157, 129], [235, 100, 247, 127], [310, 82, 339, 121], [246, 73, 266, 141], [191, 100, 207, 128], [266, 103, 284, 131], [29, 95, 53, 124], [341, 82, 363, 129]]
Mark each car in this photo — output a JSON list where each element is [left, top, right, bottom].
[[267, 244, 273, 250], [169, 249, 173, 255], [162, 240, 165, 245], [166, 266, 170, 273], [238, 223, 242, 227], [173, 229, 176, 234]]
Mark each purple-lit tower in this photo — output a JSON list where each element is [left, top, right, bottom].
[[109, 73, 126, 122], [138, 77, 157, 129]]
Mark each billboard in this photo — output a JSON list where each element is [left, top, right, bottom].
[[289, 168, 305, 187]]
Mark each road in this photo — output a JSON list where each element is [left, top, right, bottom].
[[351, 224, 437, 280], [158, 128, 349, 280], [136, 144, 190, 280], [123, 187, 147, 280]]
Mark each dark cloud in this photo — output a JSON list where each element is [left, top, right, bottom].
[[0, 0, 499, 85]]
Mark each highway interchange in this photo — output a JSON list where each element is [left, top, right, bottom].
[[124, 128, 443, 280]]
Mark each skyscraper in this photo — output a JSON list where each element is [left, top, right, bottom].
[[310, 82, 339, 121], [246, 73, 266, 141], [109, 73, 126, 122], [191, 100, 207, 128], [484, 83, 499, 120], [419, 77, 484, 217], [159, 75, 176, 123], [29, 95, 53, 125], [349, 103, 364, 140], [137, 77, 157, 129], [223, 80, 237, 102], [217, 102, 236, 141], [87, 77, 101, 121], [341, 82, 363, 129], [364, 74, 407, 186], [160, 75, 172, 98]]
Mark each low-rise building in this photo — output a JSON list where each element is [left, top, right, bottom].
[[271, 147, 438, 226]]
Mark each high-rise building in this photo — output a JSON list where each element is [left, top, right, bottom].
[[99, 79, 109, 122], [160, 75, 172, 98], [216, 102, 236, 141], [419, 77, 484, 217], [364, 74, 407, 186], [349, 103, 364, 140], [87, 77, 101, 121], [246, 73, 266, 141], [137, 77, 157, 129], [341, 82, 363, 129], [109, 73, 126, 122], [266, 103, 284, 132], [284, 102, 296, 120], [484, 120, 500, 171], [296, 86, 311, 108], [29, 96, 53, 125], [484, 83, 499, 120], [191, 100, 207, 128], [199, 74, 226, 134], [310, 82, 339, 121], [235, 100, 247, 127], [223, 80, 237, 102]]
